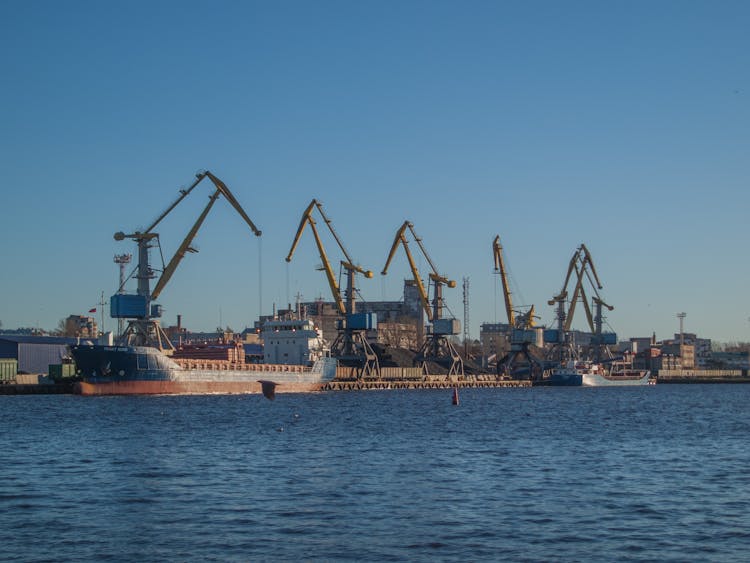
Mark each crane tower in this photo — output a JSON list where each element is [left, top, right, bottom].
[[113, 254, 132, 293]]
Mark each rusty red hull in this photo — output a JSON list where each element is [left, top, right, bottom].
[[69, 344, 337, 396], [75, 380, 325, 396]]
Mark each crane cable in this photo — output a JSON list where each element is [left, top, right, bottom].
[[257, 236, 263, 319]]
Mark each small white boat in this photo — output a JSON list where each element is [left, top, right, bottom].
[[581, 370, 652, 386], [550, 359, 653, 387], [581, 359, 652, 386], [548, 360, 604, 386]]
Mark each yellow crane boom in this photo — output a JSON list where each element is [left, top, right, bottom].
[[285, 199, 379, 378], [149, 171, 261, 302], [492, 235, 515, 327], [381, 221, 455, 323], [114, 170, 261, 305], [150, 188, 220, 301], [382, 221, 433, 321], [285, 199, 372, 316], [110, 170, 261, 350], [381, 220, 463, 376]]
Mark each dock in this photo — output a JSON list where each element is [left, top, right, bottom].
[[657, 369, 750, 384], [323, 378, 531, 391]]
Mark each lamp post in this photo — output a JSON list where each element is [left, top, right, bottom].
[[677, 312, 686, 346]]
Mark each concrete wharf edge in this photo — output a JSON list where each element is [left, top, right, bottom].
[[0, 379, 530, 394], [323, 379, 531, 391], [657, 375, 750, 384]]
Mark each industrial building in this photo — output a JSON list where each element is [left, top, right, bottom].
[[297, 279, 424, 346], [664, 333, 710, 368], [0, 335, 77, 375], [62, 315, 98, 338], [479, 322, 512, 367]]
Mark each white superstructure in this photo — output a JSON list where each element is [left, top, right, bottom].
[[261, 319, 329, 366]]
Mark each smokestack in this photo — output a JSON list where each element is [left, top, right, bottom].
[[177, 314, 182, 331]]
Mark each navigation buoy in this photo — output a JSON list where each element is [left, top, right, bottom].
[[452, 387, 459, 406]]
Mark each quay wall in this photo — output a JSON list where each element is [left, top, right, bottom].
[[658, 369, 750, 384]]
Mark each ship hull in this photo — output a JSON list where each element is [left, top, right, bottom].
[[70, 344, 336, 396], [548, 369, 583, 386], [75, 379, 325, 396], [581, 372, 652, 386]]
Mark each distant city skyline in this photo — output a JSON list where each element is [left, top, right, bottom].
[[1, 1, 748, 343]]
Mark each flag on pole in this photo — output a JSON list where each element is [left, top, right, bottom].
[[89, 308, 97, 313]]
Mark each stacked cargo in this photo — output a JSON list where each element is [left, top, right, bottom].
[[0, 359, 17, 384], [171, 358, 309, 373], [379, 366, 424, 380], [172, 342, 245, 363], [49, 363, 77, 380]]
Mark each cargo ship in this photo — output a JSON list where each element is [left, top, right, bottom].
[[70, 317, 337, 396], [70, 343, 337, 395]]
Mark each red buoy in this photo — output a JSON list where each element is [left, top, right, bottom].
[[452, 387, 459, 405]]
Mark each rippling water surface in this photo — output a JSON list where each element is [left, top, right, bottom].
[[2, 385, 750, 561]]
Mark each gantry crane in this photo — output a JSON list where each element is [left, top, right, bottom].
[[492, 235, 543, 379], [547, 244, 615, 362], [111, 170, 261, 351], [285, 199, 379, 378], [381, 221, 463, 377]]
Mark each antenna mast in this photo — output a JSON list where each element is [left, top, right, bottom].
[[677, 312, 686, 346], [463, 277, 470, 356]]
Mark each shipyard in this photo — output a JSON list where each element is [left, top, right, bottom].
[[5, 3, 750, 562], [1, 171, 748, 395]]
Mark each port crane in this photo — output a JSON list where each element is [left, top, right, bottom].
[[285, 199, 379, 378], [381, 221, 463, 377], [547, 244, 615, 362], [492, 235, 543, 379], [493, 235, 537, 331], [112, 170, 261, 351]]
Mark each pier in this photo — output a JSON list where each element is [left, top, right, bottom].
[[656, 369, 750, 384], [323, 378, 530, 391]]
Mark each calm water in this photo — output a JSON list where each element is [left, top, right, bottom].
[[2, 385, 750, 562]]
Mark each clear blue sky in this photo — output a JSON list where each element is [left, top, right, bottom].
[[1, 1, 748, 343]]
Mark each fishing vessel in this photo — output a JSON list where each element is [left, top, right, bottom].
[[70, 341, 337, 396], [548, 360, 652, 387], [547, 362, 583, 386], [547, 360, 603, 386], [581, 366, 652, 386]]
